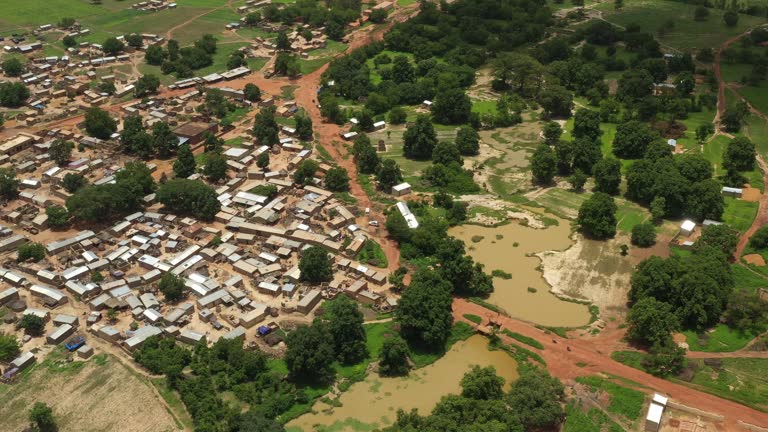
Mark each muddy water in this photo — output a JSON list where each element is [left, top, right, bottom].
[[449, 220, 591, 327], [287, 335, 518, 432]]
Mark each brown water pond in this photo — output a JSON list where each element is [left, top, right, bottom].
[[449, 220, 591, 327], [287, 335, 518, 432]]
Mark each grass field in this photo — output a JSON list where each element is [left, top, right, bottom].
[[597, 0, 765, 50], [722, 196, 758, 233], [733, 263, 768, 294], [563, 403, 624, 432], [575, 376, 645, 422], [743, 115, 768, 160], [702, 134, 729, 175], [0, 349, 181, 431], [683, 324, 756, 352], [686, 358, 768, 412], [736, 85, 768, 117]]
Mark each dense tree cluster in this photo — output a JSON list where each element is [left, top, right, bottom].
[[67, 162, 154, 223], [298, 246, 332, 283], [261, 0, 362, 41], [149, 35, 218, 77]]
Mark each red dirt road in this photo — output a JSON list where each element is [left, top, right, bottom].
[[453, 299, 768, 429]]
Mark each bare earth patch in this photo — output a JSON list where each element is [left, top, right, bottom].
[[744, 253, 766, 266], [742, 187, 761, 202], [0, 353, 179, 432], [539, 234, 634, 318]]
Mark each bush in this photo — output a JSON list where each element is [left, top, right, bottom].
[[17, 242, 45, 262], [631, 222, 656, 247], [750, 226, 768, 249]]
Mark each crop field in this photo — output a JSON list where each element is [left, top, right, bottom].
[[723, 196, 759, 233], [686, 358, 768, 411], [597, 0, 764, 50], [0, 349, 181, 432], [683, 324, 756, 352]]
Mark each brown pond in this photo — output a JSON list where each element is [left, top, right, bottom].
[[449, 220, 591, 327], [286, 335, 518, 432]]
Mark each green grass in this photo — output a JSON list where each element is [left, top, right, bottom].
[[683, 324, 756, 353], [193, 42, 249, 77], [576, 376, 645, 421], [611, 350, 647, 370], [722, 196, 758, 233], [471, 100, 497, 115], [686, 358, 768, 412], [732, 264, 768, 294], [299, 57, 331, 74], [596, 0, 765, 49], [356, 239, 388, 268], [743, 115, 768, 160], [737, 85, 768, 117], [463, 313, 483, 324], [721, 63, 753, 83], [468, 297, 504, 314], [702, 134, 729, 175], [563, 403, 624, 432], [151, 378, 194, 430], [397, 0, 418, 6], [221, 107, 250, 125], [501, 329, 544, 350]]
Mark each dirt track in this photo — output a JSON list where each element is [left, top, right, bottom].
[[453, 299, 768, 429]]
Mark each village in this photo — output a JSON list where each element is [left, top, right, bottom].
[[0, 78, 419, 383]]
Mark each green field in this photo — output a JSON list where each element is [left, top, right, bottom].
[[701, 134, 729, 175], [738, 86, 768, 117], [686, 358, 768, 411], [722, 196, 758, 233], [683, 324, 756, 352], [575, 376, 645, 422], [597, 0, 765, 49]]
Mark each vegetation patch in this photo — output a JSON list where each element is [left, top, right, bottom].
[[501, 329, 544, 350], [463, 313, 483, 324]]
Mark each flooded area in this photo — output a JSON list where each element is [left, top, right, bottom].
[[287, 335, 518, 432], [449, 220, 591, 327]]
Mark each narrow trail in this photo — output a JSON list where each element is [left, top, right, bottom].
[[452, 299, 768, 429]]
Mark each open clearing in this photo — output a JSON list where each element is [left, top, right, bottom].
[[0, 349, 180, 432]]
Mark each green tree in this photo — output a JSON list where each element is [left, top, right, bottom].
[[568, 170, 588, 191], [432, 141, 461, 166], [695, 224, 738, 257], [253, 106, 279, 146], [432, 89, 471, 124], [285, 323, 335, 384], [722, 103, 749, 133], [392, 55, 415, 83], [685, 179, 724, 221], [46, 205, 69, 228], [116, 162, 155, 195], [627, 297, 678, 346], [0, 168, 19, 199], [592, 157, 622, 195], [0, 82, 30, 107], [538, 85, 574, 118], [322, 296, 367, 364], [244, 12, 261, 26], [650, 196, 666, 223], [62, 173, 87, 193], [631, 222, 656, 247], [750, 225, 768, 249], [276, 31, 290, 51], [403, 115, 437, 160], [507, 368, 565, 430], [134, 74, 160, 98], [145, 45, 165, 65], [0, 332, 21, 362], [460, 366, 505, 400], [29, 402, 57, 432], [102, 37, 125, 55], [125, 33, 143, 49], [18, 314, 45, 336], [379, 336, 410, 376], [643, 343, 685, 377], [694, 5, 709, 21], [256, 151, 270, 170], [543, 122, 562, 146], [577, 192, 617, 239], [237, 411, 285, 432], [531, 143, 557, 185], [244, 83, 261, 102], [396, 270, 453, 350], [388, 106, 407, 125], [455, 126, 480, 156], [696, 123, 714, 143], [299, 246, 332, 283], [294, 159, 319, 185], [2, 57, 23, 77], [572, 108, 602, 141], [356, 144, 380, 174], [295, 114, 313, 140], [84, 107, 117, 139], [203, 152, 228, 182], [58, 17, 76, 28], [173, 144, 196, 178], [571, 136, 602, 174], [152, 122, 178, 159], [18, 242, 45, 262], [723, 10, 739, 27], [613, 120, 656, 159], [158, 273, 186, 302], [378, 159, 403, 192], [156, 179, 221, 221], [723, 136, 756, 171], [49, 139, 73, 166], [724, 289, 768, 334], [324, 166, 350, 192]]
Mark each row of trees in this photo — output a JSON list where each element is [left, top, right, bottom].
[[145, 35, 218, 78]]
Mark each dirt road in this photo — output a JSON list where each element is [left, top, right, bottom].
[[453, 299, 768, 429]]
